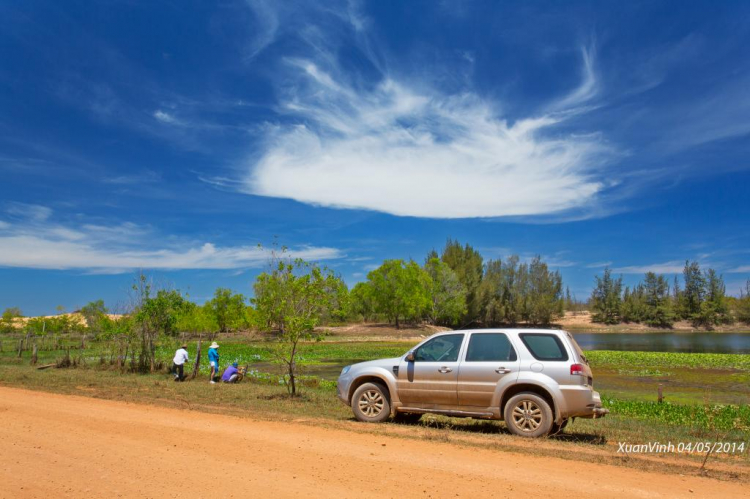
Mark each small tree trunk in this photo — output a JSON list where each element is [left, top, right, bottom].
[[80, 334, 86, 350], [31, 343, 38, 365], [191, 338, 202, 380], [17, 339, 23, 358], [289, 362, 296, 396]]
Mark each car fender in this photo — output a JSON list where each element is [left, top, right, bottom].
[[497, 372, 566, 423], [348, 366, 400, 405]]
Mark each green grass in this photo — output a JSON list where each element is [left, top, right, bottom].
[[586, 351, 750, 371], [3, 338, 749, 435]]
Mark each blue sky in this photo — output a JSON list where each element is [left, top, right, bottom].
[[1, 0, 750, 315]]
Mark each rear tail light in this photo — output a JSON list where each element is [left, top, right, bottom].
[[570, 363, 585, 375]]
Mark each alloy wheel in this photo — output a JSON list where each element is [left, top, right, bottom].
[[511, 399, 543, 432], [357, 389, 385, 417]]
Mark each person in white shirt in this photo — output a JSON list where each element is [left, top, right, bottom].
[[172, 344, 189, 381]]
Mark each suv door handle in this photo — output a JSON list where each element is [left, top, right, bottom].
[[438, 366, 453, 373], [495, 367, 511, 374]]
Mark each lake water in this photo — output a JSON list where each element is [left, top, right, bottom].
[[571, 332, 750, 354]]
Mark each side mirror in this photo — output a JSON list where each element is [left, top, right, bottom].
[[405, 352, 415, 362]]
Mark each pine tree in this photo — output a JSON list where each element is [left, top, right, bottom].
[[590, 268, 623, 324]]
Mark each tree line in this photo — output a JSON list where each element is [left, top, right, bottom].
[[349, 240, 565, 329], [590, 261, 750, 328]]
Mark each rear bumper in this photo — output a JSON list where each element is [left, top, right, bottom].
[[559, 387, 608, 419]]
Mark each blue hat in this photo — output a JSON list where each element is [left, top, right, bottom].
[[232, 362, 238, 368]]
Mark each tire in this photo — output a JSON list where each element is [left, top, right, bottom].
[[351, 382, 391, 423], [550, 418, 569, 435], [503, 392, 554, 438], [393, 412, 423, 425]]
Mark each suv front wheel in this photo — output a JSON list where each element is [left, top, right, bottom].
[[503, 392, 553, 438], [352, 382, 391, 423]]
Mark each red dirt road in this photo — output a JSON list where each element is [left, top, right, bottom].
[[0, 387, 746, 498]]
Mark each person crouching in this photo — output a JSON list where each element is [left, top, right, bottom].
[[221, 362, 240, 383]]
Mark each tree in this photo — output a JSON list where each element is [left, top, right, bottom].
[[205, 288, 248, 333], [138, 289, 190, 337], [621, 285, 647, 323], [2, 307, 22, 320], [130, 274, 191, 372], [348, 282, 376, 322], [479, 259, 505, 326], [590, 268, 623, 324], [694, 269, 732, 327], [366, 259, 431, 328], [176, 303, 219, 335], [252, 255, 345, 395], [424, 257, 467, 326], [682, 260, 705, 320], [642, 272, 675, 327], [1, 307, 22, 334], [441, 239, 484, 324], [737, 280, 750, 324], [524, 256, 564, 325], [80, 300, 108, 332]]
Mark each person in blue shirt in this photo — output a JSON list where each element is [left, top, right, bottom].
[[208, 342, 220, 383]]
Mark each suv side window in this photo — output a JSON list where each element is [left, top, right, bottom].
[[414, 334, 465, 362], [519, 333, 569, 361], [465, 333, 517, 362]]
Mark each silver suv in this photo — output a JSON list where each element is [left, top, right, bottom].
[[337, 329, 608, 437]]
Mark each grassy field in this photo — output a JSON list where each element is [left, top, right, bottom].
[[0, 335, 748, 480]]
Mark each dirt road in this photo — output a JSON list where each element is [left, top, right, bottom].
[[0, 387, 746, 498]]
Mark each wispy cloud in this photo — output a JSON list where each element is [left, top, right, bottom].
[[585, 261, 612, 268], [246, 54, 613, 218], [727, 265, 750, 273], [549, 43, 598, 111], [103, 170, 161, 185], [6, 202, 52, 222], [0, 208, 342, 272], [153, 110, 182, 125], [611, 261, 687, 274]]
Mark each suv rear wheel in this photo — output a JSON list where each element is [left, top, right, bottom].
[[504, 392, 553, 438], [352, 382, 391, 423]]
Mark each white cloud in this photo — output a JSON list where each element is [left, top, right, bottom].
[[727, 265, 750, 273], [0, 210, 342, 272], [246, 59, 612, 218]]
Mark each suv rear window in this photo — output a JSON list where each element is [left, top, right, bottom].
[[465, 333, 517, 362], [519, 333, 568, 361]]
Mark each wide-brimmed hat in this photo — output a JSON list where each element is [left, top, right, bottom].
[[181, 344, 188, 349], [209, 342, 220, 349]]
